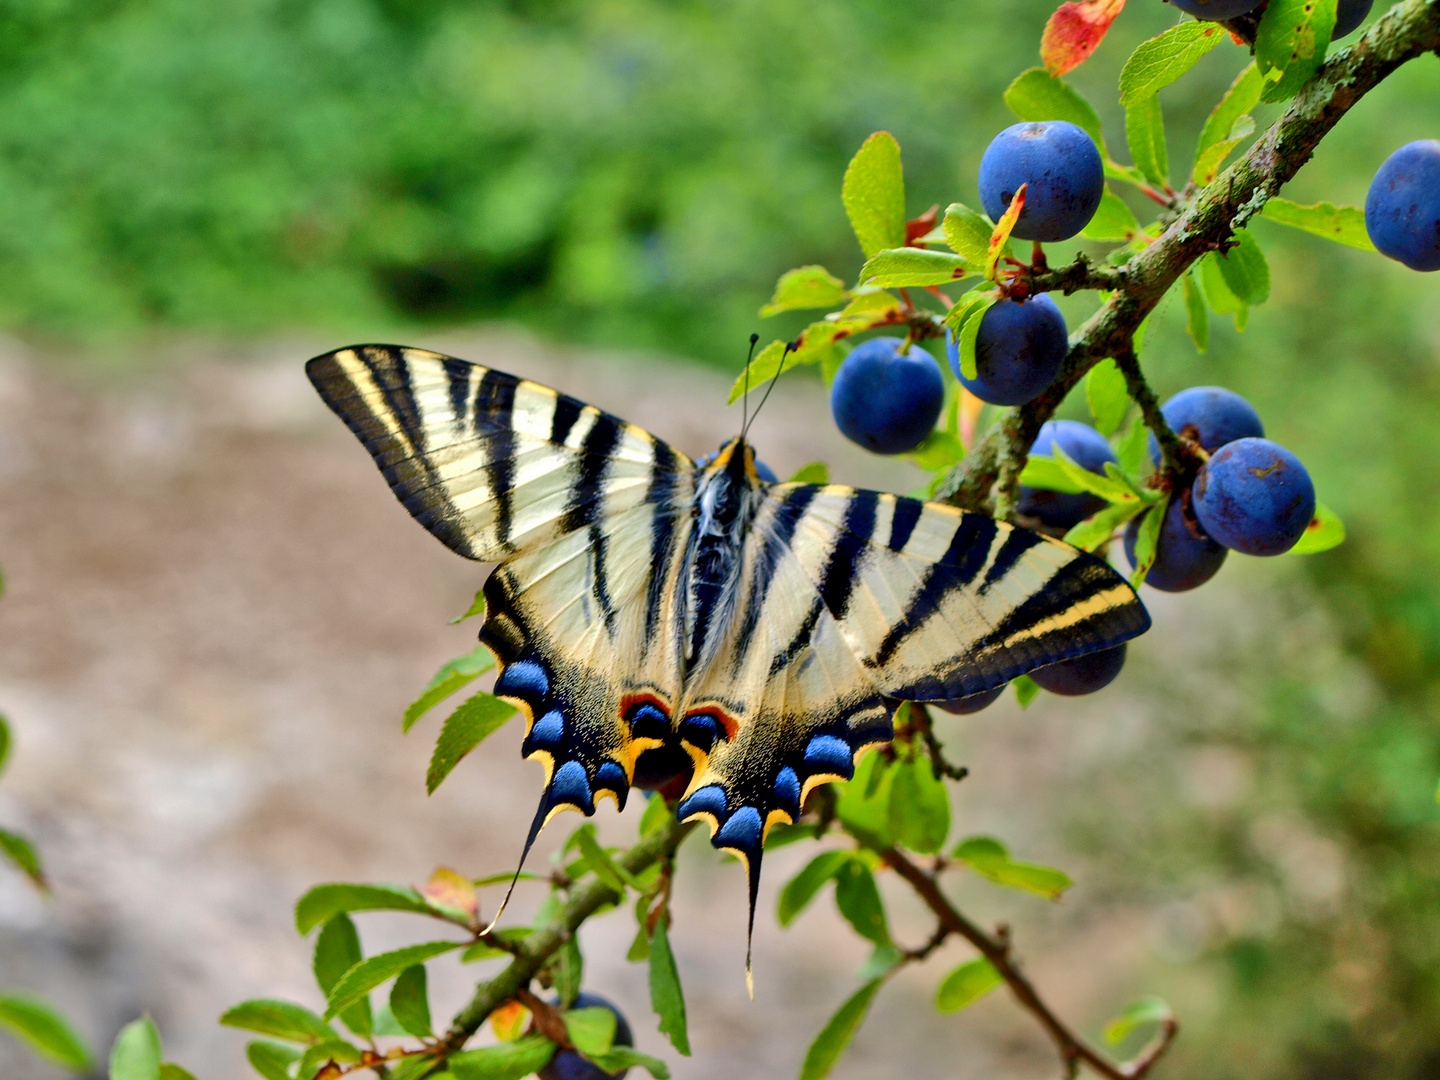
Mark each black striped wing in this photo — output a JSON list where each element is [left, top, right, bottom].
[[307, 345, 694, 846]]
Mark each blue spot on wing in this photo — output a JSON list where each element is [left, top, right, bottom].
[[677, 784, 727, 822], [715, 806, 763, 852], [593, 761, 630, 810], [496, 660, 549, 700], [803, 734, 856, 779], [524, 710, 565, 753], [550, 760, 594, 814], [773, 767, 801, 815]]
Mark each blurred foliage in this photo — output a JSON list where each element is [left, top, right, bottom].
[[3, 1, 1439, 1078]]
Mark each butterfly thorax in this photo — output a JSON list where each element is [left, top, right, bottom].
[[684, 437, 762, 671]]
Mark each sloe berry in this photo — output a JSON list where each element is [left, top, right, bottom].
[[1366, 140, 1440, 272], [950, 294, 1067, 406], [831, 338, 944, 454], [1149, 385, 1264, 465], [1029, 644, 1126, 696], [1192, 437, 1316, 556], [1124, 493, 1227, 592], [978, 121, 1104, 242]]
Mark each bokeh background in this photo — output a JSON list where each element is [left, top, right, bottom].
[[0, 1, 1438, 1078]]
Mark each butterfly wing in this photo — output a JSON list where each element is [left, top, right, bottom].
[[307, 345, 694, 844]]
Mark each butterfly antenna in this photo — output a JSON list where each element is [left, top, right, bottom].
[[479, 796, 550, 935], [742, 339, 797, 442], [740, 332, 759, 437]]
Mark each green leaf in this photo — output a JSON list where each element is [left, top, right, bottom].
[[761, 266, 851, 317], [547, 937, 584, 1008], [324, 941, 465, 1019], [1116, 418, 1151, 480], [1118, 22, 1225, 106], [245, 1040, 301, 1080], [109, 1017, 162, 1080], [1261, 197, 1376, 250], [1052, 445, 1138, 504], [0, 993, 92, 1071], [934, 958, 1003, 1013], [1182, 270, 1209, 353], [403, 646, 495, 732], [834, 753, 895, 845], [765, 821, 822, 850], [906, 430, 965, 472], [798, 979, 883, 1080], [639, 792, 672, 838], [1287, 502, 1346, 555], [1129, 494, 1169, 591], [1003, 67, 1104, 150], [941, 204, 993, 268], [389, 965, 432, 1038], [947, 292, 998, 382], [314, 914, 371, 1038], [427, 692, 516, 794], [371, 1001, 409, 1036], [0, 827, 45, 889], [648, 919, 690, 1056], [730, 340, 791, 404], [567, 823, 637, 894], [1215, 229, 1269, 306], [449, 1036, 557, 1080], [0, 713, 10, 778], [1198, 252, 1249, 330], [1079, 188, 1141, 242], [1085, 359, 1130, 436], [1195, 64, 1263, 171], [1019, 456, 1085, 495], [449, 589, 487, 625], [589, 1046, 671, 1079], [888, 758, 949, 855], [220, 1000, 336, 1045], [296, 884, 431, 935], [562, 1007, 615, 1057], [952, 836, 1073, 900], [777, 851, 853, 926], [1013, 676, 1040, 709], [858, 247, 972, 288], [158, 1063, 198, 1080], [1062, 499, 1146, 553], [1194, 114, 1256, 185], [833, 860, 890, 946], [1124, 94, 1168, 189], [297, 1038, 363, 1077], [383, 1056, 441, 1080], [1257, 0, 1337, 102], [842, 132, 906, 259], [788, 461, 830, 485], [1103, 996, 1174, 1044]]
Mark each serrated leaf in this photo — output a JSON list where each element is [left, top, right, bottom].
[[1052, 445, 1138, 503], [953, 836, 1074, 900], [1019, 456, 1086, 495], [547, 937, 583, 1008], [1198, 252, 1248, 329], [427, 692, 515, 794], [648, 919, 690, 1056], [220, 1000, 337, 1045], [798, 979, 883, 1080], [0, 827, 45, 889], [1196, 64, 1263, 171], [1129, 494, 1169, 590], [1125, 94, 1168, 188], [935, 958, 1003, 1013], [110, 1017, 161, 1080], [389, 966, 432, 1038], [562, 1007, 615, 1058], [297, 1038, 361, 1077], [1062, 499, 1147, 553], [843, 133, 906, 259], [371, 1002, 408, 1036], [1194, 114, 1256, 184], [449, 1036, 557, 1080], [246, 1040, 301, 1080], [313, 914, 371, 1038], [1080, 188, 1140, 242], [421, 866, 479, 925], [761, 266, 851, 317], [382, 1056, 440, 1080], [324, 941, 465, 1019], [1116, 418, 1150, 480], [1257, 0, 1337, 102], [1182, 270, 1209, 353], [858, 248, 972, 288], [449, 590, 487, 625], [589, 1045, 671, 1079], [941, 203, 993, 267], [0, 993, 92, 1071], [834, 860, 890, 946], [1014, 675, 1040, 709], [403, 646, 495, 732], [1103, 996, 1174, 1044], [1215, 229, 1269, 306], [1041, 0, 1128, 78], [1287, 501, 1345, 555], [1119, 21, 1224, 107], [888, 757, 950, 855], [778, 851, 853, 926], [948, 292, 998, 382], [788, 462, 830, 485], [986, 185, 1026, 281], [568, 823, 637, 895], [296, 884, 431, 935], [1004, 67, 1104, 149], [1260, 197, 1375, 250], [1085, 359, 1130, 436]]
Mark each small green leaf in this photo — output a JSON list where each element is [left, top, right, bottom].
[[1124, 94, 1168, 189], [246, 1040, 301, 1080], [648, 919, 690, 1056], [1260, 197, 1376, 250], [427, 693, 516, 794], [730, 340, 791, 404], [798, 979, 884, 1080], [761, 266, 851, 317], [449, 1035, 557, 1080], [563, 1007, 616, 1057], [383, 1055, 442, 1080], [1085, 359, 1130, 436], [947, 292, 998, 382], [1215, 229, 1269, 306], [935, 958, 1003, 1013], [777, 851, 853, 926], [1198, 252, 1248, 330], [389, 965, 433, 1038], [1119, 22, 1225, 106], [220, 1000, 337, 1045], [1052, 445, 1138, 504], [403, 646, 495, 732], [906, 430, 965, 472], [834, 753, 895, 845], [371, 1001, 409, 1036], [843, 132, 906, 259], [297, 1038, 363, 1077], [1182, 270, 1209, 353], [0, 713, 10, 777], [834, 860, 890, 946], [1257, 0, 1337, 102], [639, 792, 672, 838], [858, 248, 972, 288], [0, 993, 92, 1071], [888, 758, 949, 855], [314, 914, 371, 1038], [547, 937, 584, 1008], [0, 828, 45, 889], [1116, 419, 1151, 480], [1019, 456, 1085, 495], [1103, 996, 1174, 1045], [589, 1046, 671, 1079], [788, 462, 830, 485], [1080, 188, 1140, 242], [953, 836, 1074, 900], [109, 1017, 162, 1080], [1193, 114, 1256, 184], [1013, 676, 1040, 709], [1128, 494, 1169, 591], [1287, 502, 1346, 555], [295, 884, 431, 935], [324, 941, 465, 1019], [941, 203, 994, 268], [1062, 500, 1146, 553], [1195, 64, 1263, 172], [1003, 68, 1104, 150], [158, 1063, 198, 1080], [449, 590, 487, 625]]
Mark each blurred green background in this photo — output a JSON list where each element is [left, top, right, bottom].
[[3, 0, 1438, 1077]]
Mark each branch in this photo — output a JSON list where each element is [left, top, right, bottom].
[[937, 0, 1440, 512]]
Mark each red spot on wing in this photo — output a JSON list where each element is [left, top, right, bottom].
[[688, 705, 740, 743], [1041, 0, 1127, 77]]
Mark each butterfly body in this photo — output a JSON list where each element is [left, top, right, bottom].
[[307, 343, 1151, 970]]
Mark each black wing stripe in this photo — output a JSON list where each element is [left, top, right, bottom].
[[476, 369, 519, 551], [559, 412, 622, 535], [734, 485, 820, 652], [644, 441, 683, 646], [816, 490, 878, 620], [888, 496, 923, 552], [977, 527, 1042, 595], [550, 394, 584, 446], [442, 357, 473, 425]]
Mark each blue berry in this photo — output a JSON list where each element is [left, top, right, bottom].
[[978, 121, 1104, 242], [1029, 645, 1126, 696], [1124, 494, 1227, 592], [1018, 420, 1116, 530], [1149, 386, 1264, 465], [950, 294, 1067, 406], [1164, 0, 1263, 19], [539, 992, 634, 1080], [1366, 140, 1440, 272], [1192, 438, 1316, 556], [1333, 0, 1373, 37], [830, 338, 944, 454], [935, 685, 1006, 715]]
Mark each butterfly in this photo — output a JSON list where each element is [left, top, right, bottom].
[[307, 343, 1150, 977]]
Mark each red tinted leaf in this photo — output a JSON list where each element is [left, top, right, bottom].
[[1042, 0, 1127, 77], [905, 205, 940, 246], [986, 184, 1026, 282]]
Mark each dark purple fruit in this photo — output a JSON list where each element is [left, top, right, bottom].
[[830, 337, 944, 454], [539, 992, 634, 1080], [1018, 419, 1117, 530], [1164, 0, 1263, 19], [1192, 437, 1316, 556], [1333, 0, 1373, 37], [978, 121, 1104, 242], [1149, 386, 1264, 465], [951, 294, 1067, 406], [1029, 645, 1126, 696], [1124, 494, 1227, 592], [1366, 140, 1440, 272], [934, 685, 1006, 715]]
